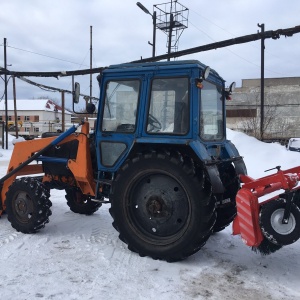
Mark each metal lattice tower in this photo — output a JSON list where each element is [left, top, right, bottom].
[[154, 1, 189, 56]]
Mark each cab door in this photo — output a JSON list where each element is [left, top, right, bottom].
[[95, 77, 142, 172]]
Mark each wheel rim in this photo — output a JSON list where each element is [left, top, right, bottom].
[[127, 172, 190, 241], [271, 208, 296, 235], [13, 191, 34, 223]]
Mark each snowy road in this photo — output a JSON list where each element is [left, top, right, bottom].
[[1, 190, 300, 300], [1, 130, 300, 299]]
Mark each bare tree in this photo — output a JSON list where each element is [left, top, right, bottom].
[[240, 92, 279, 140]]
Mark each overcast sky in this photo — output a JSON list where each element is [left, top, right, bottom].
[[1, 0, 300, 106]]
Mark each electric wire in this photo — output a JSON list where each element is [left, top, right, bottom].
[[2, 44, 90, 67], [188, 9, 292, 76], [17, 76, 99, 101]]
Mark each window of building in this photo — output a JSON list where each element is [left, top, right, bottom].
[[17, 116, 21, 121], [8, 116, 12, 121], [226, 109, 257, 118], [34, 115, 39, 122], [24, 116, 30, 121], [34, 127, 39, 132]]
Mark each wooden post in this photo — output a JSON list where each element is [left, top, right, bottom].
[[61, 91, 65, 132], [13, 76, 18, 138]]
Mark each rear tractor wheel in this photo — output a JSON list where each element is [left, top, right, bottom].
[[110, 151, 216, 262], [65, 188, 102, 215], [5, 177, 52, 233]]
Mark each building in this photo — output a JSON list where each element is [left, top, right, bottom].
[[226, 77, 300, 140], [0, 99, 73, 137]]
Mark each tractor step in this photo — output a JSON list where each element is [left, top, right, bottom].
[[91, 198, 110, 204]]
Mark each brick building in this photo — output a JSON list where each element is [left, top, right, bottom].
[[0, 99, 72, 137], [226, 77, 300, 139]]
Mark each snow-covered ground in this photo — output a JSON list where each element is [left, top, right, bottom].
[[0, 130, 300, 300]]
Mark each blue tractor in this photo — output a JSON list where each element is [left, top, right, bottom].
[[80, 59, 247, 261]]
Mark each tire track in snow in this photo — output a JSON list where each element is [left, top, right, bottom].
[[0, 215, 22, 247], [0, 229, 21, 247]]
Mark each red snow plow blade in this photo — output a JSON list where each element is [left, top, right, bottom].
[[233, 166, 300, 250]]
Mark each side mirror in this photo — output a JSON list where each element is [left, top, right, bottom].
[[202, 66, 210, 80], [73, 82, 80, 104], [96, 74, 102, 86], [225, 82, 236, 100], [229, 81, 236, 93], [195, 66, 211, 89]]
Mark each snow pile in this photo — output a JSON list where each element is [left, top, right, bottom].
[[227, 128, 300, 178]]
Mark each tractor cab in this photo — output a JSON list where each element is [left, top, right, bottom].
[[74, 60, 242, 174]]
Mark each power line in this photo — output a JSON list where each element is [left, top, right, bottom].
[[0, 44, 90, 67], [1, 25, 299, 77], [0, 65, 105, 78], [188, 9, 296, 76], [188, 18, 285, 77], [17, 76, 99, 101]]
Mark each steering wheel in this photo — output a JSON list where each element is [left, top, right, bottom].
[[148, 114, 162, 131]]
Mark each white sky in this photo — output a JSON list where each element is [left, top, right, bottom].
[[1, 0, 300, 105]]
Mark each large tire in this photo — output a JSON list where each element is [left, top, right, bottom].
[[5, 177, 52, 233], [109, 151, 216, 262], [213, 164, 240, 232], [65, 188, 102, 215], [259, 198, 300, 246], [294, 190, 300, 208]]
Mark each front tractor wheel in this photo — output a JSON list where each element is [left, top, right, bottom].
[[259, 198, 300, 246], [5, 177, 52, 233], [65, 188, 102, 215], [110, 151, 216, 262]]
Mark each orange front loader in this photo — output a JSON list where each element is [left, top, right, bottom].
[[0, 122, 100, 233], [233, 166, 300, 253]]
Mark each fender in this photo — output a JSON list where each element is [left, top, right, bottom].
[[205, 163, 225, 194]]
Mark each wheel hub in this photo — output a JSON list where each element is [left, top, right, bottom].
[[16, 199, 27, 214], [271, 208, 296, 235], [14, 193, 31, 216], [13, 191, 33, 220], [146, 196, 167, 217], [129, 173, 189, 237]]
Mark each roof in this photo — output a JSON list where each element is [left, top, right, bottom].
[[106, 60, 223, 83], [0, 99, 72, 114]]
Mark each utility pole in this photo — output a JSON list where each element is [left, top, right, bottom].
[[13, 76, 18, 138], [136, 2, 157, 57], [61, 91, 65, 132], [152, 11, 157, 57], [90, 26, 93, 102], [167, 13, 174, 61], [258, 23, 265, 140], [4, 38, 8, 149]]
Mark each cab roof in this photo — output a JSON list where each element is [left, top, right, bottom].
[[106, 60, 223, 82]]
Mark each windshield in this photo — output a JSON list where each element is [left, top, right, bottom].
[[199, 81, 224, 140], [147, 77, 189, 134], [289, 138, 300, 149]]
